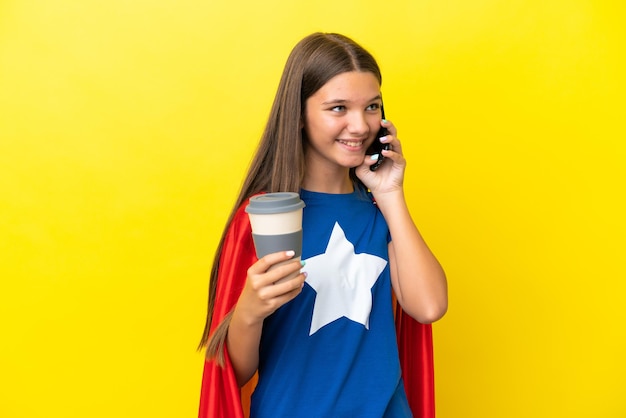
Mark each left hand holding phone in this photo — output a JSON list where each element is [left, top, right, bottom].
[[357, 118, 406, 195]]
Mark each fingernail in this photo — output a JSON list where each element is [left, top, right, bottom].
[[300, 260, 306, 267], [379, 136, 388, 143], [286, 250, 295, 257], [370, 154, 379, 160], [382, 119, 388, 124]]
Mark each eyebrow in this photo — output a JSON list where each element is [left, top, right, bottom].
[[321, 94, 382, 106]]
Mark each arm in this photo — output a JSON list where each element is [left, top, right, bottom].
[[227, 251, 306, 386], [357, 119, 448, 323], [377, 191, 447, 323]]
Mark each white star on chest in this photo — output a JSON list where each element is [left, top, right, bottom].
[[302, 222, 388, 336]]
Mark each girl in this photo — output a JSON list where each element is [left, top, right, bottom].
[[198, 32, 447, 418]]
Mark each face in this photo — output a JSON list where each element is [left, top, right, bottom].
[[302, 71, 382, 173]]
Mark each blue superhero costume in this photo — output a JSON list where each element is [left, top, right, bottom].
[[251, 189, 412, 417]]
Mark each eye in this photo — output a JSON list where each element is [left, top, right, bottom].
[[330, 105, 346, 112], [366, 103, 381, 111]]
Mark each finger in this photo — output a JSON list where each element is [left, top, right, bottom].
[[381, 118, 397, 137], [381, 148, 406, 167], [266, 258, 305, 284], [270, 270, 307, 296], [275, 278, 306, 304], [381, 134, 403, 155], [250, 257, 304, 293], [259, 270, 306, 303], [364, 152, 381, 167], [249, 250, 297, 274]]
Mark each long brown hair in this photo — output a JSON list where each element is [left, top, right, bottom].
[[199, 32, 382, 355]]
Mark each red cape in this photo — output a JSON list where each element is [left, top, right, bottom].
[[199, 200, 435, 418]]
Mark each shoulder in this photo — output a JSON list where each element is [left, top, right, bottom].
[[225, 192, 266, 241], [226, 199, 253, 239]]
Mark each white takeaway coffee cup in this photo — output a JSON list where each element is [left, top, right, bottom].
[[245, 192, 306, 283]]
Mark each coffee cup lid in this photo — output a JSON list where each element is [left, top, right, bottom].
[[245, 192, 305, 214]]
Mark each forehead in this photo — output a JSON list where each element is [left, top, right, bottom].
[[311, 71, 381, 102]]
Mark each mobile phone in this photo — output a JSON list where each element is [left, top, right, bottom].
[[367, 104, 389, 171]]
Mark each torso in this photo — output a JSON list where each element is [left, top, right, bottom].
[[251, 188, 411, 418]]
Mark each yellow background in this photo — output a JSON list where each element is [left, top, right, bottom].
[[1, 0, 624, 417]]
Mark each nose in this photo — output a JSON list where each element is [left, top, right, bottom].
[[346, 111, 369, 136]]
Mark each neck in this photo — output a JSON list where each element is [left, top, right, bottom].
[[302, 168, 354, 194]]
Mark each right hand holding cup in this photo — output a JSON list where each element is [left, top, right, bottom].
[[237, 250, 306, 323]]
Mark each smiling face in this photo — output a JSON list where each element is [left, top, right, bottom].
[[302, 71, 382, 185]]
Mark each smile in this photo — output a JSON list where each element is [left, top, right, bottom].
[[338, 139, 364, 148]]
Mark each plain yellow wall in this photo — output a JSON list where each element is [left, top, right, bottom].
[[1, 0, 624, 417]]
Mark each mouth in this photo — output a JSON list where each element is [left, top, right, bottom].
[[337, 139, 365, 149]]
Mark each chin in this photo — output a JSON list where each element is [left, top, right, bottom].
[[345, 158, 366, 169]]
